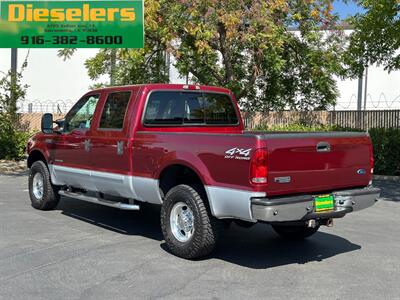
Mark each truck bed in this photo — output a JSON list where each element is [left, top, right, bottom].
[[133, 130, 372, 198]]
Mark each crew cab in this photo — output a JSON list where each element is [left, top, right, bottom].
[[27, 84, 380, 259]]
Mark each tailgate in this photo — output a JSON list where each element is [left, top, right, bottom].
[[256, 132, 372, 197]]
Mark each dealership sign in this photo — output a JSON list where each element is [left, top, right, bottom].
[[0, 0, 144, 48]]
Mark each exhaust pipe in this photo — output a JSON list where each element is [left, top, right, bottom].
[[307, 219, 333, 228], [325, 218, 334, 227]]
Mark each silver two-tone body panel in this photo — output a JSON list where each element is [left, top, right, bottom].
[[205, 186, 265, 221], [48, 164, 163, 204], [48, 164, 262, 220]]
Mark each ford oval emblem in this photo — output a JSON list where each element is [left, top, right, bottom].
[[357, 169, 367, 175]]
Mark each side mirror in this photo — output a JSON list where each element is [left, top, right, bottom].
[[54, 119, 65, 131], [41, 113, 53, 134]]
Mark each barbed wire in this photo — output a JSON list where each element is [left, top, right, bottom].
[[17, 99, 76, 114], [368, 93, 400, 109], [335, 93, 400, 110], [335, 94, 357, 110], [17, 93, 400, 114]]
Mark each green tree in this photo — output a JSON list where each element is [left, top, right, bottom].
[[61, 0, 346, 111], [164, 0, 346, 111], [59, 0, 170, 86], [0, 63, 28, 122], [0, 60, 29, 160], [345, 0, 400, 77]]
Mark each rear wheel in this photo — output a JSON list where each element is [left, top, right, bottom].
[[272, 224, 319, 239], [160, 184, 220, 259], [29, 161, 60, 210]]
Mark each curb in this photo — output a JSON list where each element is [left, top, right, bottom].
[[373, 175, 400, 182], [0, 160, 27, 176]]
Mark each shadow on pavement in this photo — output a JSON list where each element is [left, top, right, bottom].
[[373, 180, 400, 202], [57, 196, 360, 269], [57, 196, 163, 241], [207, 224, 361, 269]]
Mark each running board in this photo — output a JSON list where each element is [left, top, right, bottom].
[[58, 190, 140, 211]]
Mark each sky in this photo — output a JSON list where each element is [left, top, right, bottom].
[[0, 48, 107, 104], [333, 0, 364, 19]]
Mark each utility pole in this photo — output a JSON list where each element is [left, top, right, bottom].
[[10, 48, 18, 118], [165, 51, 170, 81], [357, 74, 363, 111], [110, 49, 116, 86], [363, 66, 369, 110], [357, 70, 363, 129]]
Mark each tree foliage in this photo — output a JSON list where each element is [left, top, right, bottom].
[[0, 62, 28, 121], [61, 0, 348, 111], [165, 0, 345, 111], [0, 61, 30, 160], [345, 0, 400, 76], [59, 0, 170, 86]]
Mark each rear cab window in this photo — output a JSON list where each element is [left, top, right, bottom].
[[143, 91, 238, 126], [99, 91, 132, 130]]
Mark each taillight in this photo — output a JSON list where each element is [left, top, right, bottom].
[[250, 148, 268, 184], [369, 143, 374, 174]]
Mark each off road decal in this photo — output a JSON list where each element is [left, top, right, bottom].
[[224, 147, 251, 160]]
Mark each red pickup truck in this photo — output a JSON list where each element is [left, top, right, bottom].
[[27, 84, 380, 259]]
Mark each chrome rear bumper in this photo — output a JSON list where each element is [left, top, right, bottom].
[[251, 187, 380, 223]]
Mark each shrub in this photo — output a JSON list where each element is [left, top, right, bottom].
[[369, 128, 400, 176], [253, 123, 359, 132], [0, 114, 31, 160], [0, 58, 29, 161]]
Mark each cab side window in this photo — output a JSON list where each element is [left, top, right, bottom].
[[99, 92, 132, 129], [64, 94, 100, 132]]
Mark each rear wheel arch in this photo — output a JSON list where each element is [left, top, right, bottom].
[[158, 164, 208, 203]]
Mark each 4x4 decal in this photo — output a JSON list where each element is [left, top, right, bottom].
[[224, 147, 252, 160]]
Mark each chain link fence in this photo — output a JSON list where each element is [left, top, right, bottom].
[[243, 110, 400, 130]]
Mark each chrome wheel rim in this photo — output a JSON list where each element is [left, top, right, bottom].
[[170, 202, 194, 243], [32, 173, 44, 200]]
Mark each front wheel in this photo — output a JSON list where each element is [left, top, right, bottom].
[[272, 224, 320, 240], [160, 184, 220, 259], [29, 161, 60, 210]]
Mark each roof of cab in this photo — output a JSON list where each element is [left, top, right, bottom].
[[89, 83, 233, 95]]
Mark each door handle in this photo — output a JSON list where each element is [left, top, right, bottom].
[[84, 139, 92, 152], [316, 142, 331, 152], [117, 141, 124, 156]]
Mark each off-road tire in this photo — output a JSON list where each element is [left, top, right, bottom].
[[160, 184, 220, 259], [29, 161, 60, 210], [272, 224, 320, 240]]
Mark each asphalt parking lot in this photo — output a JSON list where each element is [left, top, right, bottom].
[[0, 175, 399, 300]]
